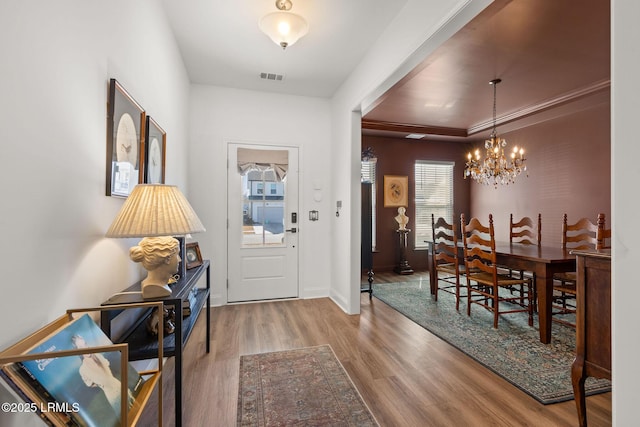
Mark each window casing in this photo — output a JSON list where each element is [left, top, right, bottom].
[[414, 161, 454, 248]]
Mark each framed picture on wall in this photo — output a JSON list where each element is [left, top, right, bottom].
[[383, 175, 408, 207], [185, 242, 203, 270], [106, 78, 146, 197], [144, 116, 166, 184]]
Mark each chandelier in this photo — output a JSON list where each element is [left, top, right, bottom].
[[259, 0, 309, 50], [464, 79, 527, 186]]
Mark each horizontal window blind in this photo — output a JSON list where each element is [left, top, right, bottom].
[[361, 159, 377, 250], [414, 161, 454, 248]]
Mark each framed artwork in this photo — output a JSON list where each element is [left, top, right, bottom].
[[106, 78, 146, 197], [383, 175, 408, 207], [144, 116, 166, 184], [185, 242, 203, 270]]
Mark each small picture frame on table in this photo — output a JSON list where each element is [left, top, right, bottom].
[[185, 242, 203, 270], [106, 78, 146, 197], [144, 116, 166, 184]]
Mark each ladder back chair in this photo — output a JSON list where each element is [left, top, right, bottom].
[[597, 222, 611, 250], [552, 213, 606, 327], [510, 213, 542, 245], [431, 214, 463, 310], [460, 214, 534, 329], [507, 213, 542, 310]]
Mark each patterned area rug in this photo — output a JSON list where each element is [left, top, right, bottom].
[[373, 279, 611, 404], [237, 345, 378, 426]]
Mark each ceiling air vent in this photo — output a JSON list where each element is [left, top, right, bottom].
[[260, 72, 285, 82]]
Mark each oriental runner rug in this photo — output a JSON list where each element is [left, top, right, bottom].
[[373, 279, 611, 404], [237, 345, 378, 426]]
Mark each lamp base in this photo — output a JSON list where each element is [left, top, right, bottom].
[[142, 283, 172, 299]]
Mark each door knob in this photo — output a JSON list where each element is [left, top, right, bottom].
[[285, 228, 297, 233]]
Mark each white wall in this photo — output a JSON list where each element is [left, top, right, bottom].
[[611, 1, 640, 424], [188, 85, 332, 305], [0, 1, 190, 425]]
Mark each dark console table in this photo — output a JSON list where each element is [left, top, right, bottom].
[[101, 260, 211, 427]]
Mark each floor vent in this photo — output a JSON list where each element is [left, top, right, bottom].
[[260, 72, 285, 82]]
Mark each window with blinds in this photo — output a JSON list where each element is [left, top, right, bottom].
[[414, 160, 454, 248], [361, 159, 377, 250]]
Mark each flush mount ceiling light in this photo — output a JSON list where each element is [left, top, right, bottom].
[[259, 0, 309, 50]]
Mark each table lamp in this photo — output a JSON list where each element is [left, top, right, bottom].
[[106, 184, 206, 298]]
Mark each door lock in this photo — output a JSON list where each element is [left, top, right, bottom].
[[285, 227, 297, 233]]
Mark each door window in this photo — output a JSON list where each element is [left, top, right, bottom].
[[237, 148, 289, 248], [242, 169, 286, 247]]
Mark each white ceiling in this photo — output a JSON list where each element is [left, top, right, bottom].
[[161, 0, 407, 97]]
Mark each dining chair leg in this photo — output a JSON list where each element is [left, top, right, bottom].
[[528, 281, 534, 326], [531, 274, 537, 313], [493, 289, 499, 328], [466, 279, 472, 317]]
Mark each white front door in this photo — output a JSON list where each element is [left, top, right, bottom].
[[227, 143, 299, 302]]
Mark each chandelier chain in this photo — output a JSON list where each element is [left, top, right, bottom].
[[492, 82, 497, 135]]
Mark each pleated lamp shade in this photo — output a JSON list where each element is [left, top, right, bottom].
[[106, 184, 205, 238]]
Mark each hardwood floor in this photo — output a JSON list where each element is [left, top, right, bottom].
[[139, 271, 611, 426]]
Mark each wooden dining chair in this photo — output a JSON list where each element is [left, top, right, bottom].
[[510, 213, 542, 245], [597, 222, 612, 250], [552, 213, 606, 327], [431, 214, 463, 310], [460, 214, 534, 328], [506, 214, 542, 309]]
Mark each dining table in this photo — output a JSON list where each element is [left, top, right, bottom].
[[426, 241, 576, 344]]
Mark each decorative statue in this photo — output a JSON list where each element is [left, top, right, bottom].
[[130, 236, 181, 298], [395, 206, 409, 231]]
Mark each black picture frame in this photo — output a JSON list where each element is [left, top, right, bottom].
[[144, 116, 166, 184], [185, 242, 203, 270], [106, 79, 146, 197]]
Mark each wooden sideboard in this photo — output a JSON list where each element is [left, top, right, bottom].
[[571, 249, 611, 427]]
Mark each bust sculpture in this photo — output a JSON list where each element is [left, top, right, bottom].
[[130, 236, 181, 298], [395, 206, 409, 231]]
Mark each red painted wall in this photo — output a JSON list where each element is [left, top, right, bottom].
[[362, 96, 611, 273], [470, 101, 611, 244], [361, 136, 471, 272]]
